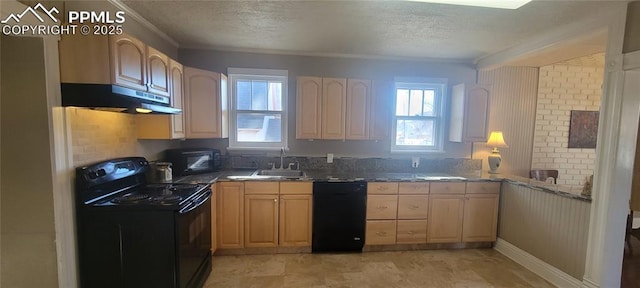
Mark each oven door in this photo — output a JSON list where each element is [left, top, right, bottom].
[[177, 189, 212, 288]]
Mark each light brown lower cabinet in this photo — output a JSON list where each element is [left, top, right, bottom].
[[396, 220, 428, 244], [428, 182, 500, 244], [279, 194, 313, 247], [366, 195, 398, 220], [366, 220, 397, 245], [462, 194, 499, 242], [211, 184, 218, 253], [427, 195, 465, 243], [217, 182, 244, 249], [244, 194, 279, 248]]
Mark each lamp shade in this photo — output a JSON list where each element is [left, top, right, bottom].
[[487, 131, 508, 148]]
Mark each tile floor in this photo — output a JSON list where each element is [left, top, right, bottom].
[[204, 249, 553, 288]]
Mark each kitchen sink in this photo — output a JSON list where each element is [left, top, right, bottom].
[[251, 169, 306, 178]]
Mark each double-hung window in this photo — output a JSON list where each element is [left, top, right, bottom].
[[228, 68, 288, 150], [392, 78, 447, 152]]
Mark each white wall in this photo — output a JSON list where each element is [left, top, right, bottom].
[[531, 53, 605, 188], [476, 67, 540, 177], [1, 35, 59, 288]]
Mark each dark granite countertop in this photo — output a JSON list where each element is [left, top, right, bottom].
[[171, 169, 591, 202]]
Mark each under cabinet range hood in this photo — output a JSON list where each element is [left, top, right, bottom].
[[60, 83, 182, 114]]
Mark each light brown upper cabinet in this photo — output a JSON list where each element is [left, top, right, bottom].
[[183, 67, 228, 139], [321, 78, 347, 139], [109, 33, 147, 91], [449, 83, 491, 142], [59, 33, 171, 98], [136, 59, 185, 139], [296, 77, 323, 139], [346, 79, 371, 140], [296, 76, 380, 140], [145, 46, 171, 97]]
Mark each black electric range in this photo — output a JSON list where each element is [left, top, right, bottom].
[[75, 157, 212, 288]]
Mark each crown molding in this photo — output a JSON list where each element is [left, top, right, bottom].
[[107, 0, 179, 48]]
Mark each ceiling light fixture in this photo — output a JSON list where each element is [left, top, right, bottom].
[[407, 0, 533, 9]]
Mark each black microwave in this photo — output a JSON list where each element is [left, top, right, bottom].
[[164, 148, 221, 176]]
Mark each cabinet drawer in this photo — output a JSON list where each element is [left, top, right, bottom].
[[466, 182, 500, 194], [398, 182, 429, 194], [366, 195, 398, 220], [244, 181, 279, 195], [396, 220, 427, 244], [280, 181, 312, 195], [430, 182, 466, 194], [367, 182, 399, 195], [397, 195, 429, 219], [366, 220, 396, 245]]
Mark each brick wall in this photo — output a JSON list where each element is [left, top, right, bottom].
[[531, 53, 604, 188], [68, 108, 177, 166]]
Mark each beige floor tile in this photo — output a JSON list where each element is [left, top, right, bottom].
[[207, 249, 552, 288]]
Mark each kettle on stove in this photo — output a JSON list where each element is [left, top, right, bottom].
[[148, 161, 173, 183]]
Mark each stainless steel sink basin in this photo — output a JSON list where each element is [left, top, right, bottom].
[[251, 169, 306, 178]]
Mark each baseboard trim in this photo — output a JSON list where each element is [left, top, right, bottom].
[[494, 238, 583, 288]]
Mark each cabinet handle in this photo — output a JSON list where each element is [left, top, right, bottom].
[[274, 199, 278, 203], [377, 186, 386, 191], [410, 205, 420, 209], [376, 205, 388, 209], [407, 231, 414, 235], [376, 231, 387, 236]]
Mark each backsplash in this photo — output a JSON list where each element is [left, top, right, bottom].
[[229, 155, 482, 175], [67, 108, 179, 166]]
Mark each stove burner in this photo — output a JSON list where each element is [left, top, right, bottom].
[[113, 193, 150, 204]]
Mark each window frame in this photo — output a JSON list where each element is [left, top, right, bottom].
[[228, 68, 288, 151], [391, 78, 447, 153]]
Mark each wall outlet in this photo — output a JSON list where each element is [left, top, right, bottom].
[[327, 153, 334, 163], [411, 157, 420, 168]]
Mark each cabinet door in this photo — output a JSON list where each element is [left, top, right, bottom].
[[211, 184, 218, 253], [244, 195, 279, 248], [279, 195, 312, 247], [345, 79, 370, 140], [463, 85, 490, 142], [321, 78, 346, 139], [396, 220, 428, 244], [397, 195, 429, 219], [367, 182, 399, 195], [109, 33, 147, 91], [398, 182, 429, 195], [427, 195, 464, 243], [365, 220, 397, 245], [296, 77, 322, 139], [146, 46, 170, 96], [366, 195, 398, 220], [462, 194, 499, 242], [466, 182, 500, 194], [169, 60, 185, 138], [217, 182, 244, 249], [184, 67, 223, 138]]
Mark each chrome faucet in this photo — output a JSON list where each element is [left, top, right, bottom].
[[279, 147, 285, 170]]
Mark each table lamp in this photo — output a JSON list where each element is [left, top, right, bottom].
[[487, 131, 508, 174]]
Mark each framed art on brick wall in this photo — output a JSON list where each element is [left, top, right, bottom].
[[568, 110, 599, 148]]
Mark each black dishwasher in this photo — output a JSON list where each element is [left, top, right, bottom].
[[312, 181, 367, 253]]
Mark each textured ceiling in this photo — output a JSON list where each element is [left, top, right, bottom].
[[121, 0, 618, 62]]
